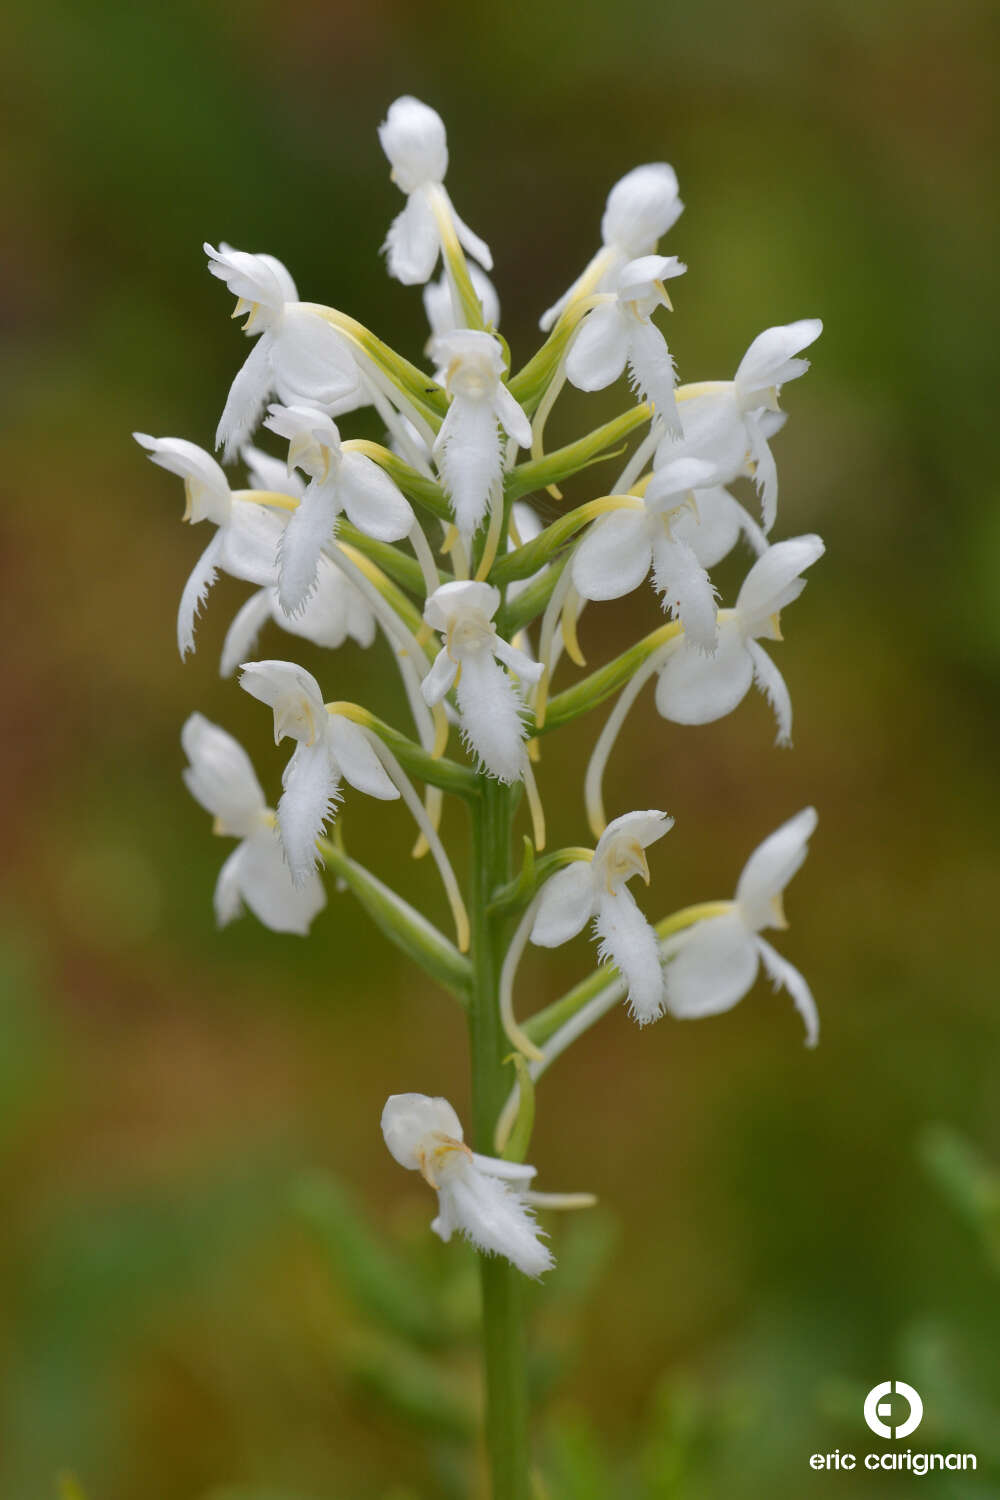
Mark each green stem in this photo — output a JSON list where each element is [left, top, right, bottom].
[[468, 780, 531, 1500]]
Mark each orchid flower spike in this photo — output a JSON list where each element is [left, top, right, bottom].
[[655, 534, 825, 743], [181, 714, 325, 934], [531, 811, 673, 1024], [659, 318, 822, 531], [421, 582, 543, 783], [379, 96, 493, 286], [381, 1094, 553, 1278], [430, 331, 532, 539], [263, 404, 414, 614], [540, 162, 683, 331], [571, 457, 722, 651], [205, 243, 365, 461], [423, 264, 500, 343], [663, 808, 819, 1045], [239, 660, 398, 884], [566, 255, 686, 433], [134, 434, 285, 657]]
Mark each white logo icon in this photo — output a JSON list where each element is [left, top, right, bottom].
[[864, 1381, 924, 1439]]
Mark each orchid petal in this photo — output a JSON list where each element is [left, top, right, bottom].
[[594, 887, 664, 1024], [328, 717, 399, 800], [735, 807, 818, 932], [178, 532, 223, 659], [455, 651, 526, 783], [219, 590, 273, 679], [216, 336, 272, 462], [654, 618, 753, 724], [385, 191, 440, 285], [278, 738, 341, 885], [181, 713, 266, 833], [531, 863, 596, 947], [571, 510, 652, 602], [339, 452, 414, 542], [565, 305, 630, 392], [756, 937, 819, 1047], [747, 640, 793, 745], [663, 911, 760, 1018], [650, 534, 718, 650]]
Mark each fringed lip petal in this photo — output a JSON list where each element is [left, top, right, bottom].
[[594, 885, 665, 1024], [177, 532, 223, 659], [278, 738, 341, 886]]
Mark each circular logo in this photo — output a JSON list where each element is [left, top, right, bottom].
[[863, 1381, 924, 1439]]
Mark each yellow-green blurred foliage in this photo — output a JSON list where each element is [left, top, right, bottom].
[[1, 0, 998, 1495]]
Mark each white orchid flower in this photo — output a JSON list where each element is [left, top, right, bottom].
[[571, 457, 722, 650], [134, 434, 285, 657], [658, 319, 822, 531], [655, 534, 825, 743], [262, 403, 414, 614], [421, 582, 543, 784], [212, 444, 375, 675], [181, 713, 325, 934], [239, 660, 398, 884], [423, 263, 500, 342], [430, 331, 532, 539], [205, 243, 365, 461], [663, 808, 819, 1045], [662, 482, 768, 568], [531, 810, 673, 1024], [566, 255, 686, 432], [381, 1094, 553, 1278], [540, 162, 683, 331], [220, 562, 375, 679], [379, 96, 493, 286]]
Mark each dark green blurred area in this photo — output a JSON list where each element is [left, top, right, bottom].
[[2, 0, 998, 1495]]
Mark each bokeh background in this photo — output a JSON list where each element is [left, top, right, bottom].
[[2, 1, 998, 1495]]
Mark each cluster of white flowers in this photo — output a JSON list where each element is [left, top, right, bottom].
[[138, 95, 825, 1282]]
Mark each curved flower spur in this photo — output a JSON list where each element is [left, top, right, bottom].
[[136, 92, 827, 1499]]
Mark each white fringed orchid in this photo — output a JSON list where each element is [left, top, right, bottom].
[[424, 263, 500, 340], [263, 403, 414, 614], [430, 331, 532, 539], [532, 811, 673, 1024], [664, 482, 769, 567], [566, 255, 686, 433], [381, 1094, 553, 1278], [421, 582, 542, 783], [540, 162, 683, 331], [205, 243, 364, 460], [134, 434, 284, 657], [663, 808, 819, 1045], [378, 96, 493, 286], [659, 319, 822, 531], [571, 457, 721, 650], [655, 534, 825, 742], [239, 660, 398, 884], [181, 713, 325, 934]]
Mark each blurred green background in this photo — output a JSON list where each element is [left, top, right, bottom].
[[2, 0, 998, 1495]]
